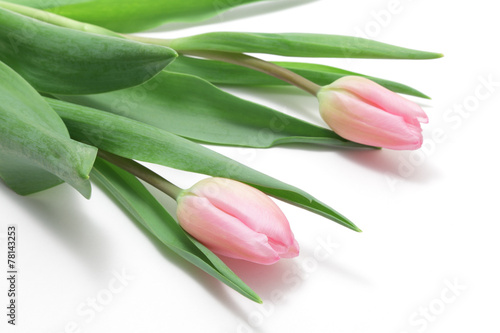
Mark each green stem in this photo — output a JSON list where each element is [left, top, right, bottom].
[[185, 50, 321, 96], [126, 35, 321, 95], [97, 150, 183, 200]]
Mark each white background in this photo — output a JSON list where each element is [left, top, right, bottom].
[[2, 0, 500, 332]]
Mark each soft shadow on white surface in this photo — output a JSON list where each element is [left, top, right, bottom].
[[147, 0, 319, 33], [222, 258, 297, 296], [93, 182, 252, 321], [131, 223, 253, 321], [337, 149, 442, 184], [6, 185, 111, 271], [279, 144, 441, 184], [221, 244, 370, 300]]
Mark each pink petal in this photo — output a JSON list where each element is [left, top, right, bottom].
[[330, 76, 428, 123], [276, 238, 300, 258], [177, 195, 281, 265], [189, 178, 298, 256], [320, 92, 423, 150]]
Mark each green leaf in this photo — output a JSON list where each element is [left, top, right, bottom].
[[0, 6, 176, 94], [4, 0, 267, 33], [3, 0, 89, 7], [91, 158, 262, 303], [0, 60, 97, 197], [56, 71, 366, 149], [167, 56, 431, 99], [0, 1, 122, 37], [168, 32, 442, 59], [48, 97, 361, 231]]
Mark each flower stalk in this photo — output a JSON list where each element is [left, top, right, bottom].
[[180, 50, 321, 96], [125, 35, 321, 95], [98, 150, 300, 264], [97, 150, 183, 199]]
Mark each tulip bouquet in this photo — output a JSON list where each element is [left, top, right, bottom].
[[0, 0, 441, 303]]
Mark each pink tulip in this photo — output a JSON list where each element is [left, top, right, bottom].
[[176, 177, 299, 265], [317, 76, 428, 150]]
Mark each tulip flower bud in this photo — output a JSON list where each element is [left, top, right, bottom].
[[176, 177, 299, 265], [317, 76, 428, 150]]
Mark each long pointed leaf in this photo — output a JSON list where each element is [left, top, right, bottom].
[[167, 56, 430, 99], [166, 32, 442, 59], [5, 0, 267, 33], [4, 0, 87, 7], [48, 98, 361, 231], [57, 71, 367, 149], [0, 6, 176, 94], [0, 1, 121, 37], [0, 60, 96, 197], [92, 158, 262, 303]]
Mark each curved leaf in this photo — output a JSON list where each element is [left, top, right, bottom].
[[5, 0, 267, 33], [4, 0, 88, 7], [166, 32, 443, 59], [0, 6, 176, 94], [0, 61, 96, 197], [92, 158, 262, 303], [57, 71, 367, 149], [48, 98, 361, 231], [167, 56, 430, 99], [0, 1, 122, 37]]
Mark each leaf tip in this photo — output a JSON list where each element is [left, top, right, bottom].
[[422, 51, 444, 60], [255, 296, 264, 304], [343, 219, 363, 233]]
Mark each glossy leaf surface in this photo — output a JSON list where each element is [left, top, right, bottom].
[[58, 71, 366, 148], [0, 7, 176, 94], [0, 61, 96, 197], [169, 32, 443, 59], [49, 98, 361, 231], [167, 56, 430, 98], [5, 0, 267, 33]]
